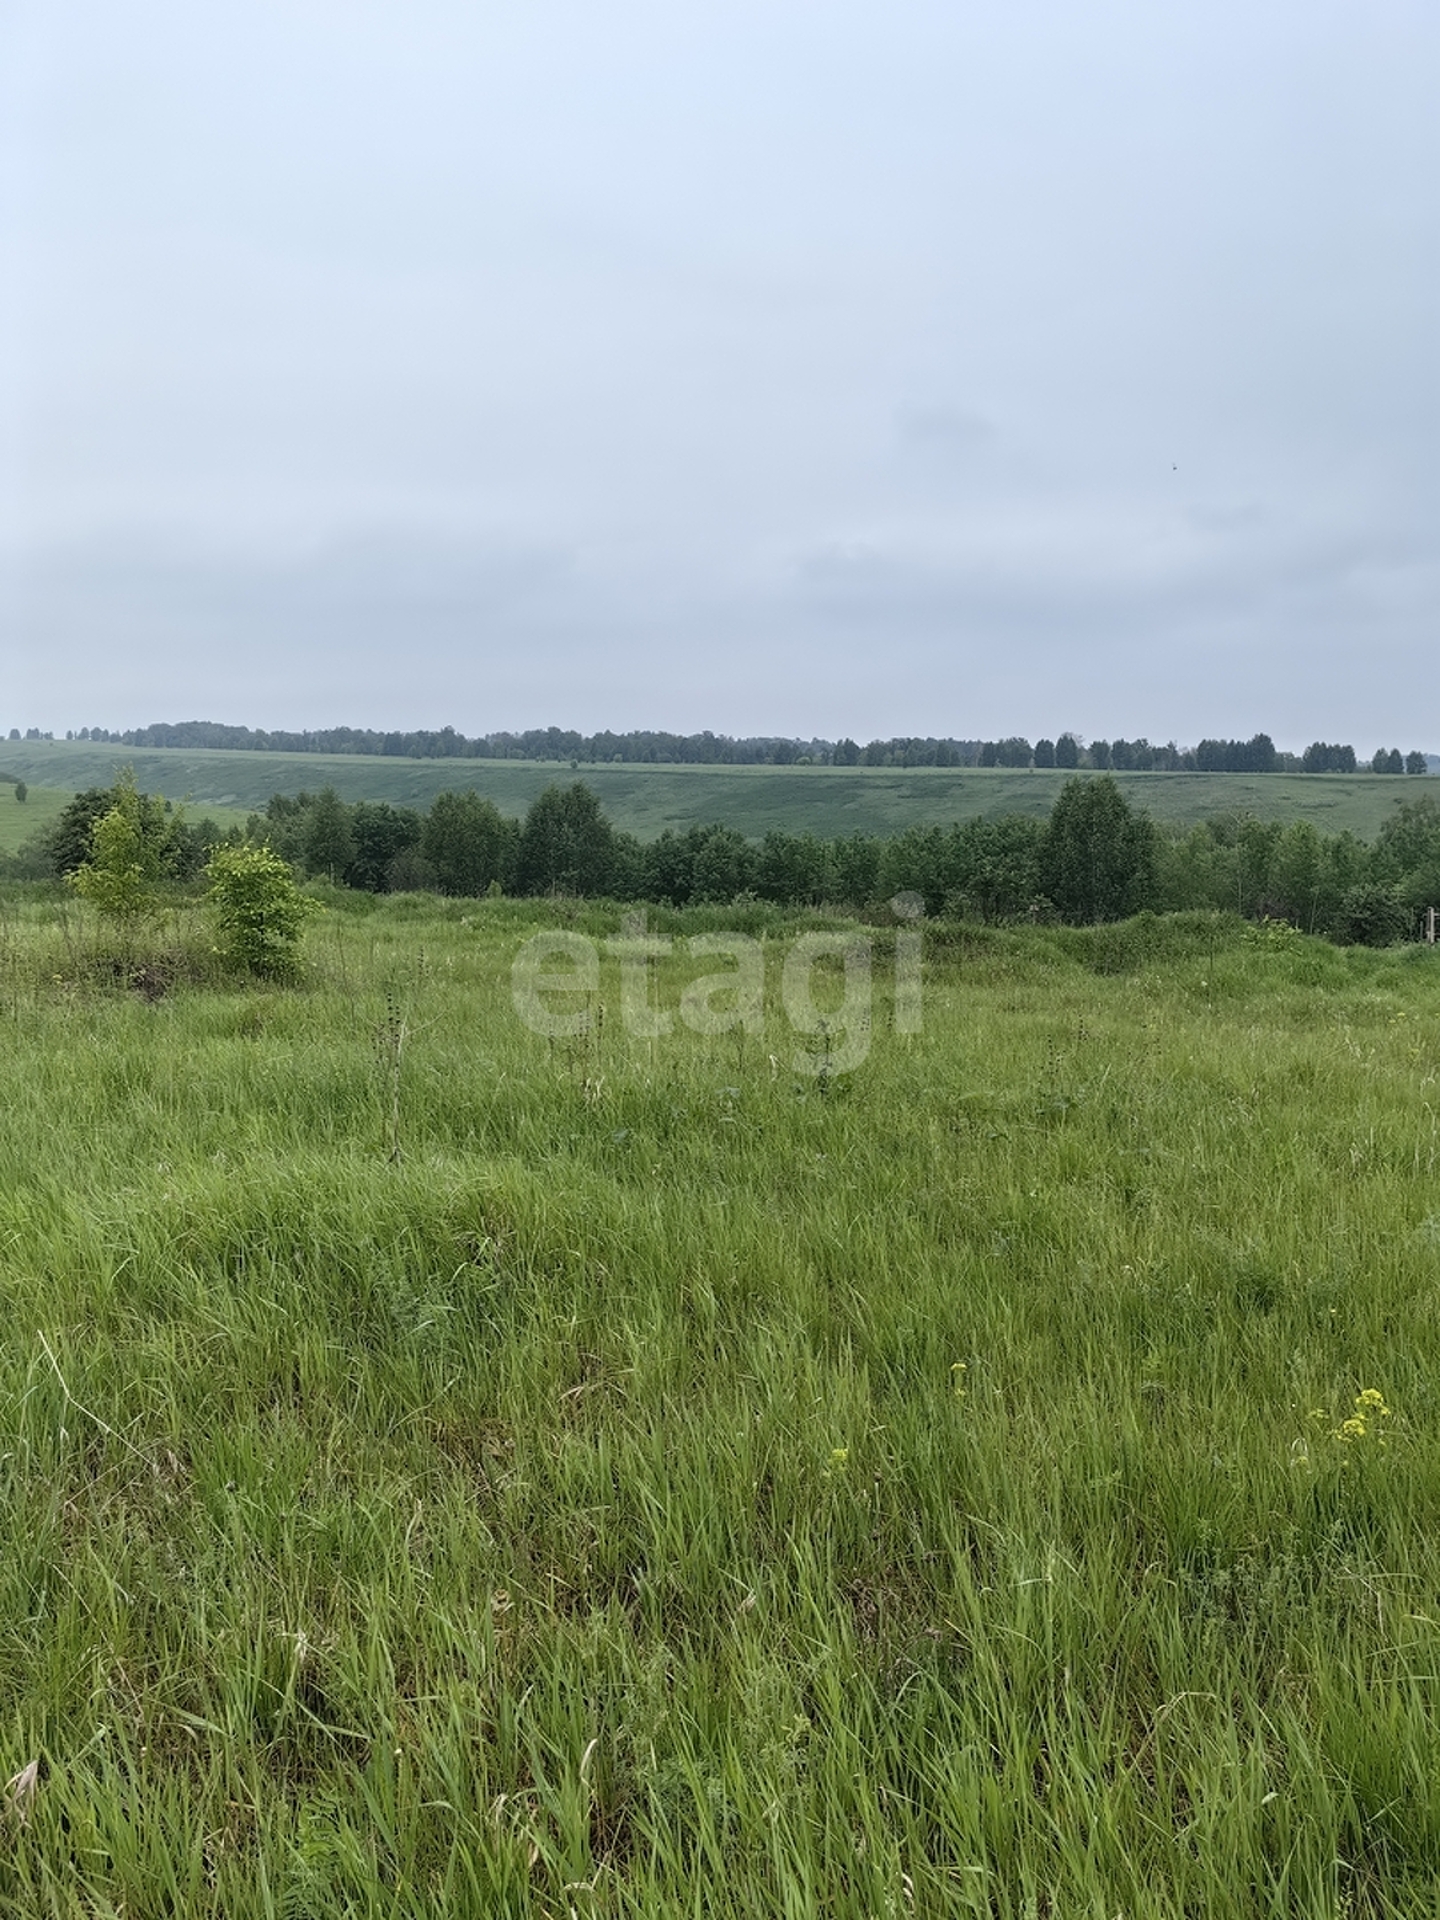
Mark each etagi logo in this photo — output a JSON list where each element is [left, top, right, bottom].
[[512, 898, 924, 1075]]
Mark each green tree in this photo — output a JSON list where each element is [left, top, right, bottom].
[[206, 845, 316, 978], [258, 791, 314, 868], [827, 833, 883, 908], [689, 824, 754, 903], [1372, 795, 1440, 912], [1373, 796, 1440, 878], [48, 775, 178, 878], [1233, 816, 1282, 917], [756, 829, 827, 906], [641, 829, 696, 905], [1337, 882, 1411, 947], [950, 814, 1045, 921], [878, 824, 952, 916], [516, 784, 617, 896], [301, 787, 356, 882], [421, 790, 516, 896], [47, 787, 116, 874], [13, 781, 25, 804], [350, 802, 424, 892], [1040, 776, 1157, 923], [1155, 823, 1230, 912], [66, 770, 179, 941], [1271, 820, 1324, 930], [70, 804, 163, 935]]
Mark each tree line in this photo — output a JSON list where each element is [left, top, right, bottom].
[[17, 776, 1440, 947], [15, 721, 1432, 775]]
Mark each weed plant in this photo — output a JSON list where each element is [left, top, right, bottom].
[[0, 897, 1438, 1913]]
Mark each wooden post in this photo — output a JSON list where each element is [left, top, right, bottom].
[[1428, 905, 1437, 946]]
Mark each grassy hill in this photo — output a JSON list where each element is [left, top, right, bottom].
[[2, 741, 1434, 841]]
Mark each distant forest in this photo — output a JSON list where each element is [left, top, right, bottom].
[[8, 721, 1435, 775]]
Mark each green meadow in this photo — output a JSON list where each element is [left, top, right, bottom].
[[0, 788, 72, 859], [1, 891, 1440, 1913], [2, 741, 1431, 841]]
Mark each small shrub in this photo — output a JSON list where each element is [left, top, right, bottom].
[[206, 844, 316, 979]]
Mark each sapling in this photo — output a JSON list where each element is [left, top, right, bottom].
[[205, 843, 316, 979]]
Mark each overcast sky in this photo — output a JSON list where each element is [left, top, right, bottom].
[[2, 2, 1436, 746]]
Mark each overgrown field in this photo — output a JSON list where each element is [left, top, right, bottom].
[[2, 893, 1440, 1915], [3, 742, 1431, 841]]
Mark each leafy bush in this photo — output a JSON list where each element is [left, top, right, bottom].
[[206, 845, 316, 978], [1337, 882, 1412, 948]]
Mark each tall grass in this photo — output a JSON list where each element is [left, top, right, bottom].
[[0, 895, 1438, 1913]]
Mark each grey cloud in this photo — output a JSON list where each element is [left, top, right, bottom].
[[4, 2, 1438, 744], [896, 405, 995, 454], [786, 511, 1437, 656]]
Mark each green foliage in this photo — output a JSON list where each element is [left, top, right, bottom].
[[1270, 819, 1324, 929], [350, 799, 425, 892], [26, 757, 1440, 950], [755, 826, 828, 906], [301, 785, 357, 881], [1041, 775, 1158, 922], [421, 788, 516, 895], [13, 779, 25, 803], [65, 770, 178, 933], [205, 843, 316, 977], [48, 771, 197, 880], [948, 812, 1046, 921], [685, 822, 752, 903], [1372, 795, 1440, 910], [1337, 881, 1413, 947], [49, 785, 134, 875], [516, 781, 618, 894], [69, 803, 161, 927]]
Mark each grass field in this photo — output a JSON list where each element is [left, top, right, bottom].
[[0, 787, 71, 858], [1, 889, 1439, 1913], [3, 742, 1434, 841]]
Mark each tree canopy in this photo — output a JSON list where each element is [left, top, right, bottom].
[[1040, 777, 1158, 923]]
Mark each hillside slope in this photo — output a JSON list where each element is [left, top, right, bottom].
[[2, 742, 1432, 841]]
